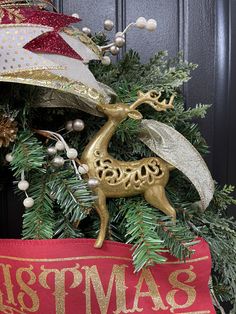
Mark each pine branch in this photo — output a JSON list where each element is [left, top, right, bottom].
[[189, 208, 236, 304], [54, 214, 84, 239], [212, 278, 235, 304], [121, 195, 200, 272], [141, 51, 197, 93], [156, 218, 195, 260], [124, 199, 166, 272], [91, 32, 109, 46], [81, 214, 100, 240], [91, 50, 197, 101], [108, 198, 127, 243], [10, 130, 45, 177], [211, 185, 236, 211], [115, 118, 140, 143], [181, 104, 211, 119], [49, 169, 95, 223], [22, 171, 54, 239]]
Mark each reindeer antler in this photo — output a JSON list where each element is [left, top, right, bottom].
[[130, 90, 174, 112]]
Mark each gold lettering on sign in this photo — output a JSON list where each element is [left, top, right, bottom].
[[0, 290, 4, 311], [131, 268, 168, 312], [39, 264, 82, 314], [166, 266, 197, 313], [83, 264, 129, 314], [0, 263, 16, 306], [16, 265, 39, 313]]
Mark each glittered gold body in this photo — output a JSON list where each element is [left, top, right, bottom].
[[81, 91, 176, 248]]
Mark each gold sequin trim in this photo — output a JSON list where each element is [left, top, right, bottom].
[[0, 255, 209, 264], [0, 70, 106, 103], [0, 0, 51, 9], [0, 23, 52, 30], [1, 65, 64, 75], [64, 27, 102, 59], [177, 312, 211, 314]]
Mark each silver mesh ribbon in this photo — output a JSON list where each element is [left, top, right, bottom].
[[140, 119, 214, 210]]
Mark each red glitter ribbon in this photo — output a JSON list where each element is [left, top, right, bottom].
[[22, 8, 81, 31], [0, 7, 80, 29], [0, 237, 216, 314], [0, 6, 83, 60], [24, 31, 83, 60]]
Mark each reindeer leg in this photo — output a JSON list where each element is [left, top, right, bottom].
[[94, 188, 109, 248], [144, 185, 176, 220]]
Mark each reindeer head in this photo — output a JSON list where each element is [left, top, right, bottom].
[[96, 102, 143, 121], [96, 90, 174, 122]]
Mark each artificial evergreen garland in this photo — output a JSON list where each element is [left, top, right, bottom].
[[0, 48, 235, 311]]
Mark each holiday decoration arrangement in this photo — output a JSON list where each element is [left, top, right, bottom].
[[0, 1, 235, 314]]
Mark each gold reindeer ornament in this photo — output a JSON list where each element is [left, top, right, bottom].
[[81, 91, 175, 248]]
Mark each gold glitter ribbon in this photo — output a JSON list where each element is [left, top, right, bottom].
[[63, 28, 102, 60], [32, 83, 116, 117], [32, 88, 104, 117], [0, 69, 115, 115], [0, 0, 53, 8], [139, 119, 215, 210]]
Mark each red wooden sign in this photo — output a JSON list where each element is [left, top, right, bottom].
[[0, 238, 216, 314]]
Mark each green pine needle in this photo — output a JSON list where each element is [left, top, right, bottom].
[[156, 218, 195, 260], [123, 198, 196, 272], [124, 199, 166, 272], [49, 169, 95, 223], [10, 130, 45, 177], [54, 214, 84, 239], [22, 171, 54, 239]]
